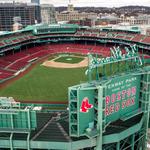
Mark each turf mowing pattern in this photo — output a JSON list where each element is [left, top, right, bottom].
[[54, 56, 84, 64]]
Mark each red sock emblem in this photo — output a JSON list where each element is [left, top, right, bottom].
[[80, 97, 93, 113]]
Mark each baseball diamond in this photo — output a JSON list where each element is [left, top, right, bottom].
[[0, 24, 149, 150]]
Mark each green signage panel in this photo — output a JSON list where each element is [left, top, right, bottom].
[[104, 74, 141, 123], [0, 110, 37, 130], [78, 89, 95, 135]]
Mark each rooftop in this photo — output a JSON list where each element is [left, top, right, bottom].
[[0, 111, 143, 142]]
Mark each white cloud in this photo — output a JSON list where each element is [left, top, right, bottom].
[[1, 0, 150, 7], [40, 0, 150, 7]]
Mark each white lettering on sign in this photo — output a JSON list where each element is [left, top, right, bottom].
[[105, 86, 136, 116], [107, 77, 137, 89]]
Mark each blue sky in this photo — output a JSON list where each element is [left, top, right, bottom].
[[1, 0, 150, 7]]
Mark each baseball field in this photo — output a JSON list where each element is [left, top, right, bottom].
[[0, 54, 130, 103], [0, 55, 87, 103]]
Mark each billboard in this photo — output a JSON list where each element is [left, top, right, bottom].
[[104, 74, 141, 123]]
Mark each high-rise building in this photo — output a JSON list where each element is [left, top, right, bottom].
[[0, 2, 41, 31], [41, 4, 56, 24], [31, 0, 40, 5]]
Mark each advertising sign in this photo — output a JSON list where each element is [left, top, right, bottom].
[[104, 74, 141, 123]]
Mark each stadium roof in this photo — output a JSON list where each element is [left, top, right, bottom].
[[25, 23, 79, 29]]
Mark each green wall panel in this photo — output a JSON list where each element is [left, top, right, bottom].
[[104, 74, 141, 123], [78, 89, 95, 135], [0, 110, 36, 129]]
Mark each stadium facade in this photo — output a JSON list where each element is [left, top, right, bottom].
[[0, 24, 150, 150]]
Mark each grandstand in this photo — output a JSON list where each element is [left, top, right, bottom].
[[0, 24, 150, 150], [0, 24, 149, 82]]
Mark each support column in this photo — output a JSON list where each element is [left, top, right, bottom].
[[117, 61, 120, 73], [10, 114, 14, 129], [27, 133, 30, 150], [10, 133, 13, 150], [96, 86, 103, 150], [102, 64, 105, 77], [116, 141, 120, 150], [131, 134, 135, 150]]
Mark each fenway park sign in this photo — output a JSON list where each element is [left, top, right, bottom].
[[104, 74, 141, 122]]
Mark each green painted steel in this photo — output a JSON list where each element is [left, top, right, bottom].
[[140, 67, 150, 150], [68, 65, 149, 150], [105, 74, 141, 123], [0, 97, 37, 130], [32, 24, 79, 35], [69, 85, 99, 137], [21, 103, 67, 110], [103, 115, 143, 144], [78, 89, 95, 136], [0, 138, 97, 150], [69, 72, 143, 136], [0, 119, 144, 149], [86, 44, 143, 82], [96, 86, 104, 150], [145, 58, 150, 64], [0, 111, 36, 129]]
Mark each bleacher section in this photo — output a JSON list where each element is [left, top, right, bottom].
[[142, 36, 150, 44], [144, 55, 150, 59], [132, 34, 145, 42], [76, 30, 130, 41], [0, 43, 114, 81], [46, 44, 111, 56], [0, 25, 149, 82], [0, 59, 11, 68], [0, 69, 14, 80], [0, 32, 34, 48], [1, 48, 50, 70], [124, 34, 135, 40], [74, 29, 149, 46]]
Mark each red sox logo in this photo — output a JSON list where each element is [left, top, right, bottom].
[[80, 97, 93, 113]]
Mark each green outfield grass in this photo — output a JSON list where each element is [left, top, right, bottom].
[[54, 56, 84, 64], [0, 56, 134, 103], [0, 64, 87, 102]]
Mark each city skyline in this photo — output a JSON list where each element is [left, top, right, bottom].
[[43, 0, 150, 7], [1, 0, 150, 7]]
